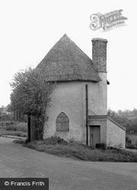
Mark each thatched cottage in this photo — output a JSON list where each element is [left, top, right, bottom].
[[36, 34, 125, 148]]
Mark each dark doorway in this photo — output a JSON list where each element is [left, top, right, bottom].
[[90, 125, 100, 147]]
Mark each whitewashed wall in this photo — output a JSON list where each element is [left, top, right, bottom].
[[44, 80, 106, 143], [107, 119, 125, 148]]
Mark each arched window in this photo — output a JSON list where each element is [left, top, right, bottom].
[[56, 112, 69, 132]]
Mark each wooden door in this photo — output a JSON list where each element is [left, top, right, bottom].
[[90, 125, 100, 147]]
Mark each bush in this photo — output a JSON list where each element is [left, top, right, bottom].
[[44, 136, 68, 145], [0, 121, 14, 128], [126, 144, 137, 149], [0, 121, 27, 132], [15, 122, 27, 132], [0, 113, 13, 121], [96, 143, 106, 149], [6, 125, 17, 131], [23, 140, 137, 162]]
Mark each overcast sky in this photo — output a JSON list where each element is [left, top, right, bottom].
[[0, 0, 136, 111]]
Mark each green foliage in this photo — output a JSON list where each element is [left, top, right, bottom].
[[0, 121, 27, 132], [10, 68, 53, 117], [108, 109, 137, 133], [0, 121, 14, 128], [0, 106, 13, 121], [44, 136, 68, 145], [10, 68, 54, 140], [23, 139, 137, 162]]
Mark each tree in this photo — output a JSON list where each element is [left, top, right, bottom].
[[10, 68, 54, 142], [107, 109, 137, 131]]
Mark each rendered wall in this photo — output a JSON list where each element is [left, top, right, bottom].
[[44, 80, 106, 144], [44, 82, 85, 143], [107, 119, 125, 148], [88, 73, 107, 116]]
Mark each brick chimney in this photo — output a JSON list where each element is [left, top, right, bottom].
[[92, 38, 107, 73]]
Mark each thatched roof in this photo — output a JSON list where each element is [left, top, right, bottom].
[[36, 34, 100, 82]]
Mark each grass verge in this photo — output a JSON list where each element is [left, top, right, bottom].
[[15, 137, 137, 162], [0, 129, 27, 137], [0, 121, 27, 138]]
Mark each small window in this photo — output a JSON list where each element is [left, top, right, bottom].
[[56, 112, 69, 132]]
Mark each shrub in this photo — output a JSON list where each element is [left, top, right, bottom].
[[23, 140, 137, 162], [15, 122, 27, 132], [6, 125, 17, 131], [0, 121, 14, 128], [0, 120, 27, 132], [44, 136, 68, 145], [126, 136, 131, 144], [126, 144, 137, 149], [96, 143, 106, 149]]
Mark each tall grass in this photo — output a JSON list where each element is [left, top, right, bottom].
[[23, 136, 137, 162], [0, 121, 27, 132]]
